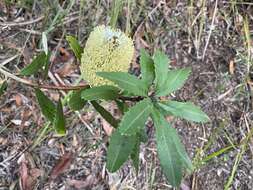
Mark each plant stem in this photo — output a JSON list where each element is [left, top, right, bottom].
[[0, 65, 143, 102]]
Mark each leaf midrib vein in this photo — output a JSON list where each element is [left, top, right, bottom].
[[122, 103, 150, 133]]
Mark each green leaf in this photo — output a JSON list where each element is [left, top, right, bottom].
[[90, 101, 118, 128], [118, 98, 152, 136], [152, 109, 182, 187], [153, 50, 169, 91], [20, 52, 47, 76], [202, 145, 234, 163], [81, 85, 119, 101], [43, 51, 51, 79], [0, 81, 8, 96], [115, 100, 129, 114], [156, 68, 191, 97], [106, 130, 136, 172], [139, 128, 148, 143], [158, 101, 210, 123], [66, 35, 83, 61], [53, 99, 66, 136], [97, 72, 148, 96], [35, 88, 56, 122], [140, 48, 155, 87], [131, 137, 140, 172], [68, 89, 87, 111], [152, 108, 193, 187]]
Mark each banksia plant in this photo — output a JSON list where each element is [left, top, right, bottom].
[[14, 26, 209, 188], [80, 25, 134, 86]]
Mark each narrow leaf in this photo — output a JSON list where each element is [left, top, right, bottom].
[[91, 101, 118, 128], [35, 88, 56, 122], [81, 85, 119, 101], [97, 72, 148, 96], [20, 52, 47, 76], [118, 98, 152, 136], [43, 51, 51, 79], [0, 81, 8, 96], [53, 100, 66, 136], [140, 48, 155, 87], [110, 0, 123, 28], [152, 108, 193, 187], [68, 89, 87, 111], [106, 130, 136, 172], [158, 101, 210, 123], [156, 68, 191, 96], [66, 35, 83, 61], [202, 145, 234, 163], [153, 50, 169, 91]]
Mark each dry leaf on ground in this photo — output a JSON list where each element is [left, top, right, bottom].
[[50, 152, 74, 180]]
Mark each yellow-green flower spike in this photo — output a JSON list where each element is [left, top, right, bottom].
[[80, 25, 134, 86]]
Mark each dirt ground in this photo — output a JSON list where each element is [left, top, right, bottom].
[[0, 1, 253, 190]]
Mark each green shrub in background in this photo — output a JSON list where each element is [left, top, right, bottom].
[[4, 0, 34, 9]]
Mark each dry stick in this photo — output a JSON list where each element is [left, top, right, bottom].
[[18, 28, 42, 35], [0, 66, 89, 90], [50, 29, 66, 71], [222, 1, 253, 5], [202, 0, 218, 60], [0, 16, 45, 27], [0, 55, 20, 66], [0, 57, 94, 135]]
